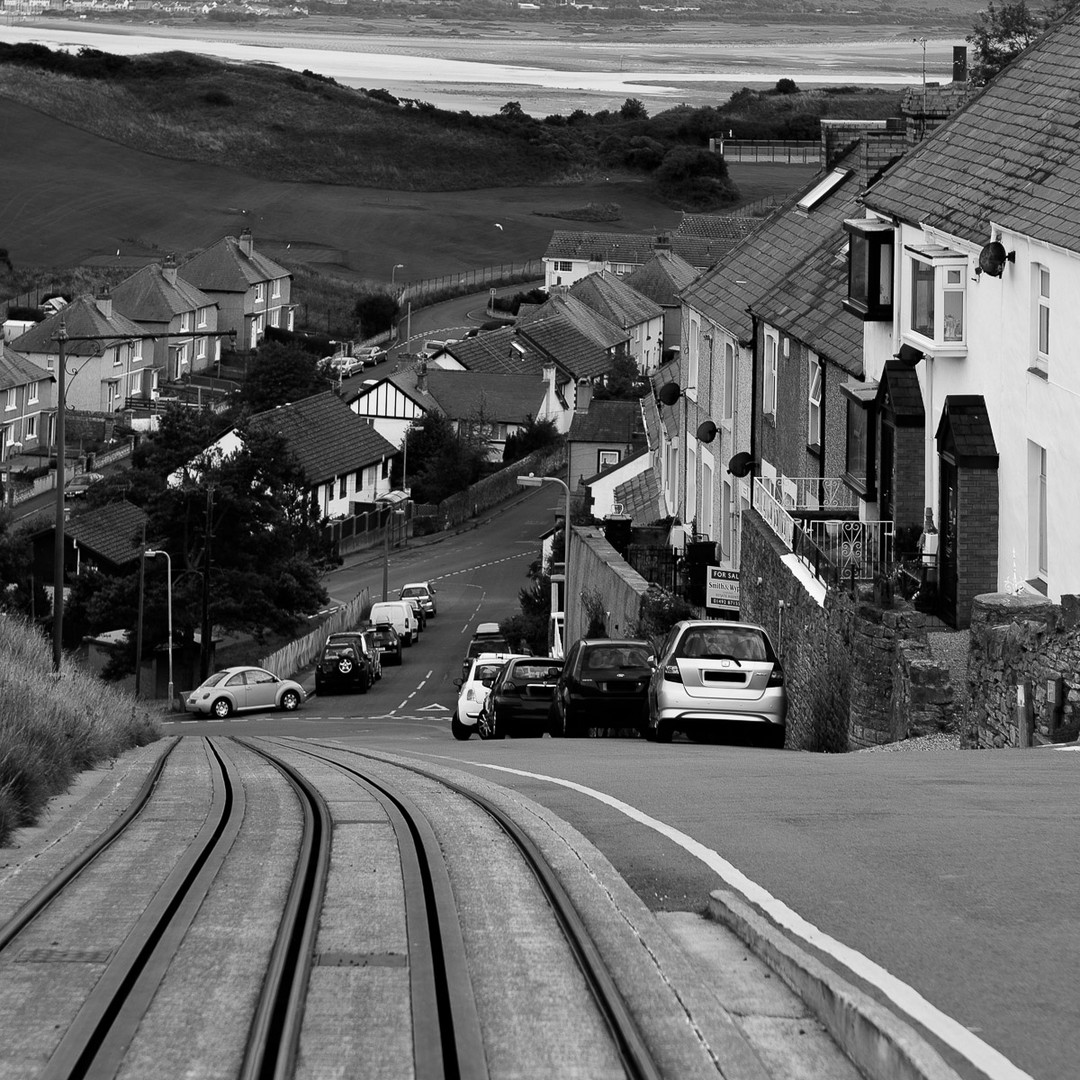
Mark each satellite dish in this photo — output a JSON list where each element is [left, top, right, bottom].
[[978, 241, 1011, 278], [696, 420, 718, 443], [658, 382, 682, 407], [727, 451, 755, 478]]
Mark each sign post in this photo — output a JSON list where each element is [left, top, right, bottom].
[[706, 567, 740, 616]]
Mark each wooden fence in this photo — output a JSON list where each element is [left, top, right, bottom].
[[258, 586, 372, 678]]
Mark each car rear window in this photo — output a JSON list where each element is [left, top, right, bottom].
[[469, 639, 508, 657], [512, 662, 562, 681], [324, 644, 356, 659], [584, 645, 652, 670], [473, 662, 504, 683], [675, 627, 771, 661]]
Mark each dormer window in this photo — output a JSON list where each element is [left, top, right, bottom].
[[843, 219, 893, 321], [904, 244, 968, 352]]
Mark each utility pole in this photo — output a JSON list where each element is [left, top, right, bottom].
[[51, 324, 67, 673], [200, 485, 213, 681], [134, 520, 147, 696]]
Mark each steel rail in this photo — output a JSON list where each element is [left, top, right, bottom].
[[39, 737, 244, 1080], [0, 736, 181, 954], [237, 740, 333, 1080], [255, 739, 489, 1080], [303, 741, 664, 1080]]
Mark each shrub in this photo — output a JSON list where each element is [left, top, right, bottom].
[[202, 88, 233, 107]]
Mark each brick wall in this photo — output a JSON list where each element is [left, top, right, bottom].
[[966, 593, 1080, 748], [956, 467, 998, 629], [892, 426, 924, 536]]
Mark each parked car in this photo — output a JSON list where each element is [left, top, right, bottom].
[[323, 355, 366, 379], [550, 638, 653, 738], [402, 595, 427, 634], [368, 621, 403, 665], [646, 620, 787, 747], [400, 581, 437, 616], [478, 655, 564, 739], [64, 472, 104, 499], [185, 666, 304, 718], [368, 600, 417, 646], [462, 622, 511, 679], [452, 652, 517, 740], [315, 633, 376, 695], [355, 345, 387, 365], [360, 628, 383, 681]]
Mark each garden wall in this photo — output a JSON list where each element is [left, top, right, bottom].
[[568, 526, 652, 644], [966, 592, 1080, 748]]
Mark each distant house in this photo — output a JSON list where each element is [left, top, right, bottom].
[[111, 257, 221, 381], [622, 251, 700, 362], [568, 270, 665, 375], [179, 229, 293, 351], [32, 501, 148, 587], [566, 394, 648, 495], [178, 391, 398, 519], [12, 293, 154, 414], [0, 339, 54, 468]]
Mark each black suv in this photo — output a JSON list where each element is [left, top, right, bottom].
[[315, 632, 376, 694]]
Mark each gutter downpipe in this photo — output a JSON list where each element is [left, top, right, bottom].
[[747, 310, 758, 510]]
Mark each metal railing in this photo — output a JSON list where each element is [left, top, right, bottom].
[[754, 476, 796, 550], [776, 475, 859, 513], [711, 139, 822, 164]]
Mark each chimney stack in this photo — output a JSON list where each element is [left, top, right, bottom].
[[576, 377, 593, 414], [239, 228, 254, 258], [96, 288, 113, 319], [162, 252, 178, 286], [416, 356, 428, 394]]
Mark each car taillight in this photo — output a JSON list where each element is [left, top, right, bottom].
[[466, 689, 477, 702], [501, 681, 520, 695], [662, 663, 682, 683], [767, 664, 785, 687]]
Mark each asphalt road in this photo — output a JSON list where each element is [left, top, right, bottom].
[[164, 489, 1077, 1080]]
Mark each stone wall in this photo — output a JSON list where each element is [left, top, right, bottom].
[[966, 592, 1080, 748], [567, 526, 652, 644], [740, 510, 951, 750]]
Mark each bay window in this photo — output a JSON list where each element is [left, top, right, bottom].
[[844, 218, 893, 321], [904, 244, 968, 351]]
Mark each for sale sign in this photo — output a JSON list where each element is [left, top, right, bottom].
[[706, 567, 740, 614]]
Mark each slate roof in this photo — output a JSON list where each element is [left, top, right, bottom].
[[567, 399, 647, 444], [0, 344, 51, 390], [111, 264, 214, 325], [179, 233, 290, 294], [622, 251, 700, 308], [750, 229, 864, 378], [865, 8, 1080, 248], [422, 370, 547, 424], [614, 464, 664, 523], [516, 295, 625, 380], [681, 145, 868, 345], [568, 270, 664, 330], [12, 295, 145, 358], [935, 395, 999, 466], [67, 502, 148, 569], [544, 214, 760, 272], [877, 360, 925, 420], [441, 327, 547, 376], [248, 392, 397, 484]]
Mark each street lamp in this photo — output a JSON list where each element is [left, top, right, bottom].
[[517, 474, 573, 639], [381, 508, 406, 602], [392, 263, 405, 285], [145, 549, 173, 709]]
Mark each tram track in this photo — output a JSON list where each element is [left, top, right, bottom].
[[0, 735, 685, 1079]]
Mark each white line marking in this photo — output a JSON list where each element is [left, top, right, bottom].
[[462, 761, 1034, 1080]]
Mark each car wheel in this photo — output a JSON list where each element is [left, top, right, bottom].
[[315, 676, 324, 696], [654, 717, 674, 743], [491, 708, 506, 739], [211, 697, 232, 719], [548, 702, 563, 738], [451, 713, 472, 741], [395, 648, 403, 665], [359, 671, 370, 694], [280, 689, 301, 712], [337, 657, 354, 675], [564, 702, 587, 739]]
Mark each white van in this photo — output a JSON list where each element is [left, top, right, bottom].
[[368, 600, 418, 646]]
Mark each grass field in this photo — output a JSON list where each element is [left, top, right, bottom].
[[0, 95, 816, 287]]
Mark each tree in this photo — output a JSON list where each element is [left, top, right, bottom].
[[354, 291, 400, 336], [403, 411, 487, 504], [240, 340, 326, 414], [620, 97, 648, 120], [654, 146, 739, 211], [775, 78, 799, 95], [593, 352, 644, 401], [967, 1, 1044, 84], [503, 415, 560, 462], [500, 100, 526, 119]]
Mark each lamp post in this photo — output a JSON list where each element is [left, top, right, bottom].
[[392, 263, 405, 285], [381, 508, 406, 602], [517, 474, 573, 638], [145, 549, 173, 709]]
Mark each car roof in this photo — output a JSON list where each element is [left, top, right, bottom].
[[402, 581, 432, 589]]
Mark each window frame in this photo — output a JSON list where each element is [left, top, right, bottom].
[[722, 341, 734, 420], [1033, 264, 1050, 375], [254, 282, 266, 304], [807, 358, 822, 452], [842, 393, 877, 500], [903, 244, 968, 353], [763, 329, 778, 419], [4, 388, 15, 412], [843, 218, 894, 321], [27, 381, 39, 405]]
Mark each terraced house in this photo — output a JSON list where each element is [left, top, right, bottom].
[[0, 339, 53, 469]]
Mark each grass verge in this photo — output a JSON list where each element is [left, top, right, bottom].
[[0, 611, 161, 846]]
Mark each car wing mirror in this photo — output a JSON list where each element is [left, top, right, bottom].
[[453, 678, 463, 688]]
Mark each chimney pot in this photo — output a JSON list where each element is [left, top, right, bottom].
[[239, 228, 254, 257], [96, 289, 113, 319]]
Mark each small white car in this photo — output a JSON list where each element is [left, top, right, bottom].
[[185, 666, 305, 719], [451, 653, 519, 740], [400, 581, 437, 616]]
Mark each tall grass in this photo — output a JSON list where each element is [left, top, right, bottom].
[[0, 611, 161, 846]]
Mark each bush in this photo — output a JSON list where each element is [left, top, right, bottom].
[[202, 88, 233, 106]]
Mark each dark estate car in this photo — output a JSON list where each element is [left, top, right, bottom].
[[368, 621, 403, 665], [315, 632, 377, 695], [550, 638, 654, 738], [478, 656, 564, 739], [462, 623, 511, 680]]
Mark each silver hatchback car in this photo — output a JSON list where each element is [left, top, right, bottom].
[[646, 620, 787, 747]]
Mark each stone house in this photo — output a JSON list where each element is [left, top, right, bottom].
[[178, 228, 293, 352]]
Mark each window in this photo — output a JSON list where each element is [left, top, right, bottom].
[[905, 245, 967, 349], [272, 278, 282, 299], [338, 475, 347, 499], [722, 342, 734, 420], [807, 360, 822, 450], [179, 311, 191, 332], [254, 283, 266, 304], [25, 414, 36, 440], [557, 261, 573, 272], [131, 339, 143, 363], [28, 381, 39, 404], [687, 315, 700, 400], [701, 457, 713, 535], [196, 337, 207, 361], [797, 168, 850, 211], [721, 479, 732, 557], [763, 330, 778, 418], [598, 449, 620, 470], [844, 218, 894, 321], [4, 389, 14, 411], [1034, 265, 1050, 373], [843, 396, 876, 498], [1028, 441, 1048, 584], [197, 306, 209, 329]]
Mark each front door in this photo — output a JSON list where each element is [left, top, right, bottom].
[[938, 455, 958, 625], [879, 420, 895, 524]]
